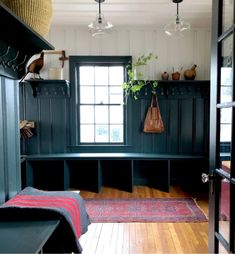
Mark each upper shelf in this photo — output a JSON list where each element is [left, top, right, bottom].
[[0, 3, 54, 80]]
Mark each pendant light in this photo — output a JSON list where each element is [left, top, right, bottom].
[[88, 0, 113, 38], [164, 0, 190, 37]]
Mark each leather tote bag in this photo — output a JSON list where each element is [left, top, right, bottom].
[[143, 93, 164, 133]]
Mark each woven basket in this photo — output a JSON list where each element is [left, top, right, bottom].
[[1, 0, 52, 36]]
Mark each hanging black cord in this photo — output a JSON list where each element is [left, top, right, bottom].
[[176, 2, 180, 24], [98, 0, 102, 23]]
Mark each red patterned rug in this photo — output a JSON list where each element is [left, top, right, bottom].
[[84, 198, 208, 223]]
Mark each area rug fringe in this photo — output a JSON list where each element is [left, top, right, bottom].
[[192, 197, 209, 220]]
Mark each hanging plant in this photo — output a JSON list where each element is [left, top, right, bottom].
[[122, 53, 158, 101]]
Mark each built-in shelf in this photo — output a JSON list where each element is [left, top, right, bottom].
[[22, 79, 70, 98], [134, 80, 210, 98], [0, 3, 54, 80]]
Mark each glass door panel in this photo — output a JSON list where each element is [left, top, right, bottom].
[[220, 35, 233, 163], [222, 0, 234, 32], [219, 242, 228, 253], [219, 177, 230, 242]]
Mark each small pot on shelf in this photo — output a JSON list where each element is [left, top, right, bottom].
[[172, 71, 180, 80]]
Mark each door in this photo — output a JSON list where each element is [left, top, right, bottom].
[[209, 0, 235, 253]]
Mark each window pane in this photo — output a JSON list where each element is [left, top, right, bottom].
[[95, 67, 108, 86], [110, 87, 123, 104], [110, 106, 123, 124], [80, 86, 94, 103], [222, 0, 234, 32], [80, 66, 94, 86], [221, 108, 232, 124], [220, 86, 232, 103], [95, 106, 108, 124], [80, 125, 94, 142], [80, 106, 94, 124], [220, 124, 231, 142], [95, 125, 109, 142], [110, 125, 123, 142], [95, 86, 109, 104], [109, 66, 124, 85]]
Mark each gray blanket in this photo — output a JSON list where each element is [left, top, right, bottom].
[[0, 187, 91, 253]]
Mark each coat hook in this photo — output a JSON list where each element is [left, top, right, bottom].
[[0, 45, 10, 65], [13, 54, 27, 71], [6, 51, 19, 68], [0, 45, 10, 58]]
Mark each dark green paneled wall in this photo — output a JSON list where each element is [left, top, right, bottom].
[[0, 76, 21, 204], [20, 80, 210, 156]]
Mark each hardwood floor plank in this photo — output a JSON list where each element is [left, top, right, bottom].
[[79, 185, 209, 254]]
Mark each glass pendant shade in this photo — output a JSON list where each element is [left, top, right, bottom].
[[88, 13, 113, 38], [164, 19, 190, 37], [88, 0, 113, 38], [164, 0, 190, 37]]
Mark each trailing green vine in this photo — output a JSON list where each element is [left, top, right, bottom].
[[122, 53, 158, 101]]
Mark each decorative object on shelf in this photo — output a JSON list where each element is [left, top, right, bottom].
[[43, 50, 68, 68], [164, 0, 190, 38], [184, 64, 197, 80], [20, 120, 35, 139], [88, 0, 113, 38], [1, 0, 52, 36], [172, 71, 180, 80], [122, 53, 158, 100], [171, 67, 182, 80], [43, 50, 69, 80], [20, 51, 44, 82], [143, 93, 164, 133], [161, 71, 169, 80], [49, 67, 63, 80]]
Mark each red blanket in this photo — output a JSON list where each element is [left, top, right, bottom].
[[0, 187, 91, 253], [4, 194, 82, 238]]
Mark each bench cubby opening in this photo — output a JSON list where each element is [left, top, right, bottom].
[[101, 160, 133, 192], [65, 160, 101, 193], [26, 160, 64, 190], [133, 160, 169, 192]]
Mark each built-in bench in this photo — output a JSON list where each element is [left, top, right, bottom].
[[24, 153, 208, 193], [0, 220, 60, 253]]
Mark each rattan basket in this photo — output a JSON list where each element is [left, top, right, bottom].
[[1, 0, 52, 36]]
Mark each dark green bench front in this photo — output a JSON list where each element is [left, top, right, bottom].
[[24, 153, 208, 193], [0, 220, 59, 253]]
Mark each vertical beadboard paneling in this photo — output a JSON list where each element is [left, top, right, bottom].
[[180, 98, 193, 153], [0, 77, 20, 202], [4, 78, 21, 199], [0, 78, 6, 203], [24, 84, 41, 154], [167, 99, 179, 153], [75, 28, 92, 55], [39, 98, 52, 153], [116, 30, 130, 55], [46, 26, 210, 80], [21, 83, 70, 155], [51, 98, 68, 153]]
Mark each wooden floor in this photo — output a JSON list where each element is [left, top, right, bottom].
[[79, 185, 209, 254]]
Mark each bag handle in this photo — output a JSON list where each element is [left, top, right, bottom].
[[151, 93, 159, 107]]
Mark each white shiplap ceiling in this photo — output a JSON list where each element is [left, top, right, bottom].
[[51, 0, 213, 29]]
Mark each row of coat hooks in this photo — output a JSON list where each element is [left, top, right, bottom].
[[0, 45, 28, 72], [0, 45, 69, 80]]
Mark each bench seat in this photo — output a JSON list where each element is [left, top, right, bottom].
[[24, 153, 208, 193]]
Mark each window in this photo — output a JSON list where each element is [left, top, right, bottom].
[[72, 56, 131, 144]]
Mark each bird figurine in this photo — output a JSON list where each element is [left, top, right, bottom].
[[20, 52, 44, 82]]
